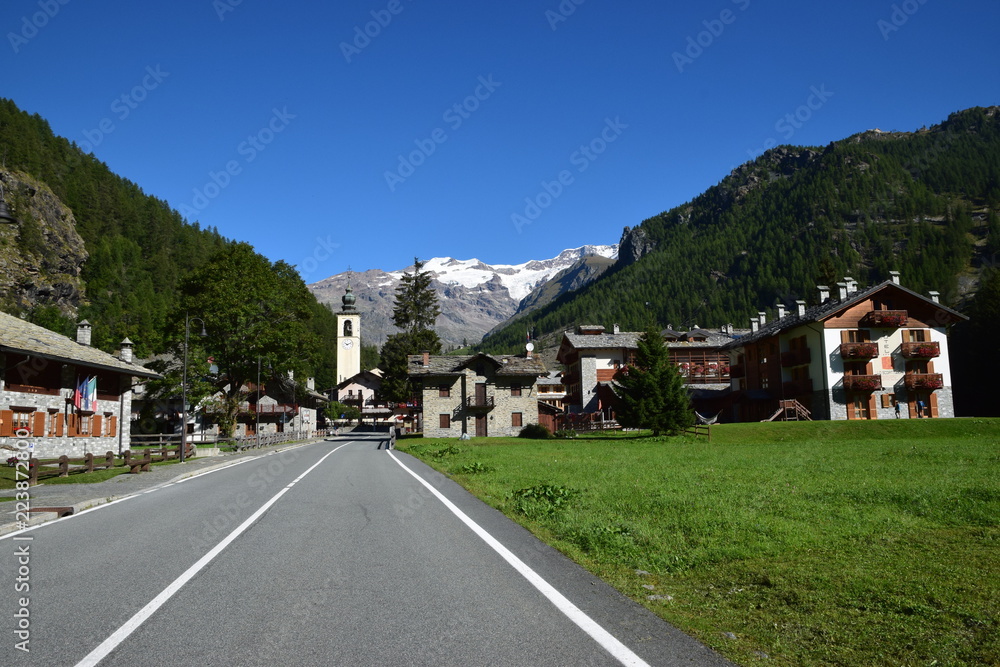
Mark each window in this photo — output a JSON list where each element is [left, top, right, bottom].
[[852, 395, 870, 420], [846, 329, 870, 343], [510, 385, 522, 397], [439, 414, 450, 429], [438, 385, 450, 398], [13, 410, 33, 433], [512, 412, 522, 427], [79, 414, 92, 436]]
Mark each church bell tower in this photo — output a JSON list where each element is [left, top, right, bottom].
[[336, 283, 361, 384]]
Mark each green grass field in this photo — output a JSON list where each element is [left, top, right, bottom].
[[399, 419, 1000, 666]]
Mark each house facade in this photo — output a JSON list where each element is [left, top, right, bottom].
[[407, 352, 545, 438], [724, 275, 966, 422], [555, 324, 737, 415], [0, 316, 160, 458]]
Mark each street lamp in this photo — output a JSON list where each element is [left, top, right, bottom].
[[180, 313, 207, 463]]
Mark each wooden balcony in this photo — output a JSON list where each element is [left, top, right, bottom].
[[904, 373, 943, 390], [901, 341, 941, 359], [843, 375, 882, 392], [465, 396, 495, 410], [840, 342, 879, 360], [864, 310, 909, 328], [780, 348, 812, 368], [782, 378, 814, 397]]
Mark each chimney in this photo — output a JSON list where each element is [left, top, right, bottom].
[[837, 283, 848, 301], [845, 277, 857, 294], [817, 285, 830, 303], [928, 291, 940, 304], [890, 271, 901, 285], [307, 377, 315, 391], [613, 323, 620, 334], [77, 320, 92, 346], [421, 351, 430, 367], [751, 318, 759, 333], [776, 303, 786, 319], [796, 300, 807, 317], [758, 311, 766, 326], [118, 338, 133, 363]]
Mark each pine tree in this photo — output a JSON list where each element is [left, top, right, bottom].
[[612, 324, 693, 436], [392, 257, 440, 333], [379, 258, 443, 402]]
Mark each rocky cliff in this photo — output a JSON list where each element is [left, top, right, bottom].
[[0, 170, 87, 316]]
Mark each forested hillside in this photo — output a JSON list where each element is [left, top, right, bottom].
[[482, 107, 1000, 351], [0, 98, 339, 387]]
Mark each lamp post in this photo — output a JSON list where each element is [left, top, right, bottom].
[[180, 314, 207, 463]]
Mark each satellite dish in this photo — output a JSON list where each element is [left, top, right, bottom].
[[526, 342, 535, 352]]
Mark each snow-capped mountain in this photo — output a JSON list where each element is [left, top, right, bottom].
[[308, 245, 618, 348]]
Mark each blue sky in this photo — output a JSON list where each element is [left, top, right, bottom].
[[3, 0, 998, 283]]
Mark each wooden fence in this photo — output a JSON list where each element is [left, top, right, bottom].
[[26, 443, 196, 486]]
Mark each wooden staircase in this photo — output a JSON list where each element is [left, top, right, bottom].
[[763, 399, 812, 422]]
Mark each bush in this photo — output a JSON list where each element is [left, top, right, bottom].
[[554, 429, 577, 439], [518, 424, 552, 439]]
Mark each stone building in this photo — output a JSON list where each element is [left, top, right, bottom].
[[0, 315, 160, 457], [407, 352, 546, 438]]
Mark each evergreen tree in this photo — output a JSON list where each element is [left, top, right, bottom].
[[612, 324, 693, 436], [392, 257, 441, 333], [379, 258, 443, 402]]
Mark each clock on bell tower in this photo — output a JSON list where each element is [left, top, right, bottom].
[[336, 284, 361, 383]]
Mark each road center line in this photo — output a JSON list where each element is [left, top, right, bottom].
[[73, 442, 352, 667], [387, 451, 651, 667]]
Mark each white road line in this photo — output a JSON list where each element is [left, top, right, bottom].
[[73, 442, 352, 667], [0, 440, 326, 541], [388, 452, 651, 667]]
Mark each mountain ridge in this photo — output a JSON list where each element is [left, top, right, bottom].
[[308, 244, 618, 347]]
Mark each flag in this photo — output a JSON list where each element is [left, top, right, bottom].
[[73, 376, 84, 410], [86, 376, 98, 411]]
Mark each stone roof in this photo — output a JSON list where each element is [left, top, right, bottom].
[[722, 280, 968, 350], [406, 352, 546, 378], [0, 312, 161, 378], [561, 332, 643, 351]]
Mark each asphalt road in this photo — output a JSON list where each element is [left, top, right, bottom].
[[2, 435, 733, 667]]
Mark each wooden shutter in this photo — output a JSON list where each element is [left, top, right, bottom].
[[929, 393, 939, 418], [901, 329, 910, 344], [32, 412, 46, 436], [109, 416, 117, 438], [881, 394, 892, 409], [92, 415, 103, 437], [908, 400, 917, 419], [841, 331, 851, 344], [67, 413, 79, 437], [846, 398, 856, 420], [55, 414, 64, 437], [868, 395, 878, 420], [865, 362, 874, 375], [928, 360, 936, 374], [0, 410, 12, 437]]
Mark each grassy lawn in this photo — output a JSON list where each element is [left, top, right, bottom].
[[399, 419, 1000, 666]]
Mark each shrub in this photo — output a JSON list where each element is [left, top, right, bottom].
[[518, 424, 552, 439]]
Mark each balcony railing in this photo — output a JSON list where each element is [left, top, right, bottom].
[[840, 342, 879, 360], [905, 373, 943, 390], [465, 396, 495, 409], [864, 310, 909, 328], [901, 341, 941, 359], [843, 375, 882, 392], [782, 378, 814, 397], [780, 348, 812, 368]]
